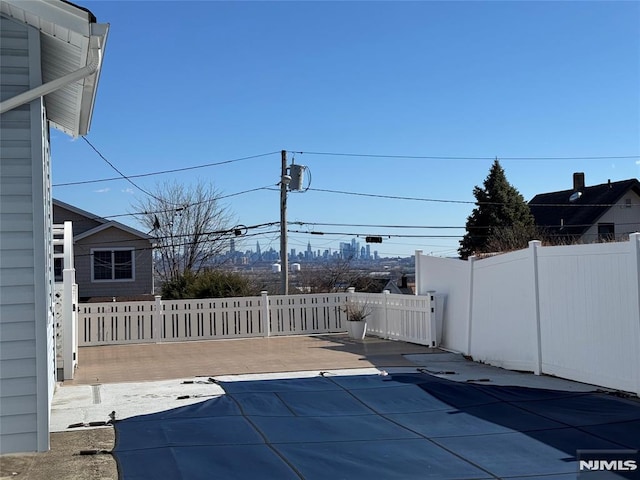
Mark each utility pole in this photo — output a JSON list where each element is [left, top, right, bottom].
[[280, 150, 289, 295]]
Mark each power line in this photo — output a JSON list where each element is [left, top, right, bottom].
[[129, 185, 274, 218], [308, 187, 475, 204], [54, 185, 274, 224], [81, 136, 165, 201], [77, 185, 639, 223], [289, 150, 639, 160], [288, 220, 640, 240], [291, 220, 640, 230], [53, 151, 280, 187], [68, 222, 280, 251], [69, 229, 283, 260], [287, 229, 463, 239], [76, 138, 281, 221], [307, 187, 640, 208], [291, 221, 466, 229], [57, 141, 639, 215], [53, 148, 638, 189]]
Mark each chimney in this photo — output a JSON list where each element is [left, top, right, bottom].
[[573, 172, 585, 191], [401, 275, 407, 289]]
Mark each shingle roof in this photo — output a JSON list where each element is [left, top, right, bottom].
[[529, 178, 640, 237]]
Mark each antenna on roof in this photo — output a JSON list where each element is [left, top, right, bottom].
[[569, 191, 582, 203]]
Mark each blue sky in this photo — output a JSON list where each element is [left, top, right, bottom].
[[52, 1, 640, 258]]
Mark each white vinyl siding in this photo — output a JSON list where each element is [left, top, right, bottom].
[[0, 15, 54, 454], [581, 192, 640, 243]]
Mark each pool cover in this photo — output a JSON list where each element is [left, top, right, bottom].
[[113, 372, 640, 479]]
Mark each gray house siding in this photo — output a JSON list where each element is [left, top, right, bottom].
[[75, 227, 154, 299], [53, 204, 102, 235], [0, 15, 55, 454]]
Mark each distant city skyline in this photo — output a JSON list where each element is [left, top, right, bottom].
[[220, 236, 387, 267]]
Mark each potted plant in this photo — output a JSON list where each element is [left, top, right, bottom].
[[344, 301, 371, 340]]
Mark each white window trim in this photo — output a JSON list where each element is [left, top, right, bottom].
[[90, 247, 136, 283]]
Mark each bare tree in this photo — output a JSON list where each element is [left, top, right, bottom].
[[296, 258, 371, 293], [133, 181, 235, 283]]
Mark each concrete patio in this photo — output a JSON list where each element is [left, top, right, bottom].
[[64, 333, 438, 385]]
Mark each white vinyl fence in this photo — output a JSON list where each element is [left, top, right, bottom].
[[349, 291, 443, 347], [416, 234, 640, 395], [53, 221, 78, 380], [78, 291, 441, 347]]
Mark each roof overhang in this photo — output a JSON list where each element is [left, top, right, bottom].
[[74, 222, 154, 243], [53, 199, 153, 242], [0, 0, 109, 137]]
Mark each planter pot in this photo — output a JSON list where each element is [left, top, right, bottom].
[[346, 320, 367, 340]]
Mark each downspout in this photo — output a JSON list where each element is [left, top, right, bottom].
[[0, 47, 100, 115]]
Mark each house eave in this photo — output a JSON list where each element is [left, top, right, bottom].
[[0, 0, 109, 137], [74, 221, 153, 243], [53, 198, 107, 224]]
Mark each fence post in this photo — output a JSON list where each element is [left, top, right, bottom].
[[261, 291, 271, 337], [427, 290, 437, 348], [529, 240, 543, 375], [466, 255, 476, 357], [630, 233, 640, 396], [346, 287, 356, 336], [154, 295, 162, 341], [414, 250, 423, 295], [62, 267, 75, 380], [382, 289, 390, 340], [61, 221, 77, 379]]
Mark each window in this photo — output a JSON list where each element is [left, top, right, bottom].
[[92, 249, 134, 281], [597, 223, 615, 242]]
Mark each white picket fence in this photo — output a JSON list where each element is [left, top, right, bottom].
[[78, 290, 441, 347]]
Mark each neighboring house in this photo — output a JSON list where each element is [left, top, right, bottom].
[[529, 173, 640, 244], [53, 199, 154, 300], [383, 274, 415, 295], [0, 0, 108, 453]]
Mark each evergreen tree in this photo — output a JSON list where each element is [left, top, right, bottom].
[[459, 159, 536, 259]]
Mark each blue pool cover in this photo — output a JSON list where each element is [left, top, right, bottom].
[[113, 373, 640, 479]]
